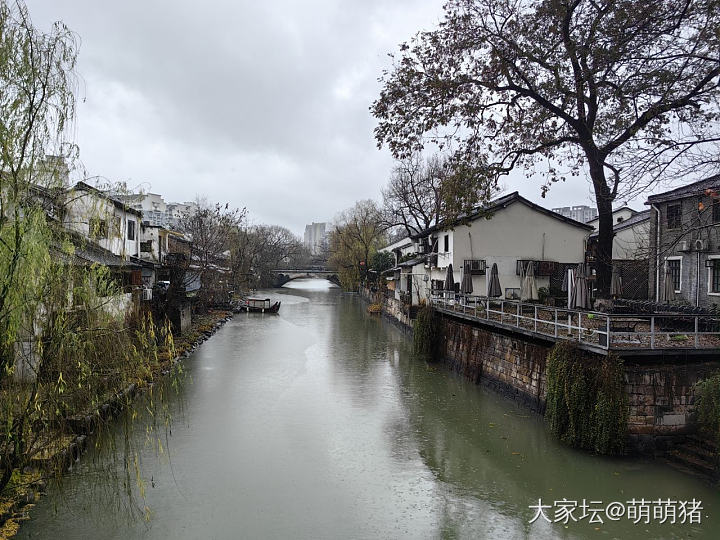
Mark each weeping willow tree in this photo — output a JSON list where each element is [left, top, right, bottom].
[[328, 200, 387, 290], [0, 1, 177, 518]]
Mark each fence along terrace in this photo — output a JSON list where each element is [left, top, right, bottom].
[[429, 291, 720, 355]]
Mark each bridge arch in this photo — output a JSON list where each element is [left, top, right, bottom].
[[272, 270, 340, 287]]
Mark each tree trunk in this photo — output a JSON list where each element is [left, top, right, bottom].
[[588, 155, 613, 298]]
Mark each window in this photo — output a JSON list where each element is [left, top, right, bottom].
[[713, 200, 720, 224], [443, 234, 449, 252], [516, 260, 555, 277], [89, 217, 108, 239], [667, 259, 681, 292], [112, 216, 122, 237], [666, 204, 682, 229], [140, 240, 152, 253], [710, 259, 720, 294], [464, 259, 486, 275], [127, 219, 136, 241], [406, 274, 412, 293]]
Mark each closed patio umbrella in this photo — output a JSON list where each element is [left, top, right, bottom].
[[521, 262, 538, 301], [561, 267, 569, 292], [572, 263, 590, 309], [487, 263, 502, 298], [461, 262, 473, 295], [444, 264, 455, 291], [519, 262, 527, 299], [444, 263, 455, 303], [663, 265, 676, 302], [610, 265, 623, 298]]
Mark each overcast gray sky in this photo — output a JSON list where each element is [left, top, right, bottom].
[[28, 0, 639, 236]]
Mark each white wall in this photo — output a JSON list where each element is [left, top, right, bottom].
[[434, 201, 587, 298], [612, 220, 650, 260], [65, 189, 139, 258], [139, 225, 168, 264]]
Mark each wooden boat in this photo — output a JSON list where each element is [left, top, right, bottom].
[[236, 297, 281, 313]]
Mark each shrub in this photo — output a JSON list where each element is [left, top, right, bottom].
[[545, 342, 628, 455], [413, 303, 440, 359]]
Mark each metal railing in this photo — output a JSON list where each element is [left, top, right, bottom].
[[428, 290, 720, 352]]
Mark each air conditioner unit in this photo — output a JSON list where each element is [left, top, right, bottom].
[[141, 288, 153, 301], [695, 239, 709, 252], [678, 241, 690, 252]]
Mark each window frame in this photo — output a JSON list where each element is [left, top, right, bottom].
[[464, 259, 486, 275], [127, 219, 136, 241], [89, 217, 108, 240], [708, 255, 720, 296], [666, 204, 682, 230], [665, 256, 682, 293]]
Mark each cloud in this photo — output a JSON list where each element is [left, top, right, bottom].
[[28, 0, 643, 237]]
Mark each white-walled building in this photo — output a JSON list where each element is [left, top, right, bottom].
[[588, 210, 651, 260], [65, 182, 142, 259], [586, 206, 638, 230], [378, 236, 426, 304], [409, 192, 593, 302]]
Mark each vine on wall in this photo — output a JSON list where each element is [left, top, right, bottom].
[[545, 342, 628, 455], [694, 370, 720, 456], [413, 303, 440, 359]]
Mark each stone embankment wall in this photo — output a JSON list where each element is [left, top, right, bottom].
[[623, 361, 720, 452], [441, 315, 720, 453], [441, 318, 548, 413], [362, 288, 720, 454], [360, 287, 413, 330]]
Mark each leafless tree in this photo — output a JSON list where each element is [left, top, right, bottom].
[[372, 0, 720, 296]]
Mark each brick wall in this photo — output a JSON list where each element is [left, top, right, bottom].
[[648, 201, 720, 308], [624, 360, 720, 452]]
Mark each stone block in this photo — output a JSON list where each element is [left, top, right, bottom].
[[658, 413, 686, 427]]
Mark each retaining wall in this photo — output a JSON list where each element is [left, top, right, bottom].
[[363, 288, 720, 454], [440, 314, 720, 453]]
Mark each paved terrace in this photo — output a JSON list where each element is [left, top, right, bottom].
[[429, 292, 720, 356]]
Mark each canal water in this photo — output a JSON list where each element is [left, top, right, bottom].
[[18, 279, 720, 539]]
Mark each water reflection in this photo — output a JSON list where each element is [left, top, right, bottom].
[[17, 280, 720, 539], [282, 277, 339, 290]]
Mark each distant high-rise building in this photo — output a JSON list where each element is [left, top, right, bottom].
[[304, 222, 327, 255], [551, 205, 598, 223], [115, 192, 197, 229]]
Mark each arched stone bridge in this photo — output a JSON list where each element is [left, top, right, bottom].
[[272, 269, 341, 287]]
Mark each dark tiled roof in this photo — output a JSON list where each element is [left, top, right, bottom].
[[398, 256, 426, 268], [72, 242, 142, 269], [589, 210, 651, 238], [71, 182, 143, 217], [646, 175, 720, 205], [586, 206, 639, 223], [411, 191, 593, 239], [52, 230, 142, 269]]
